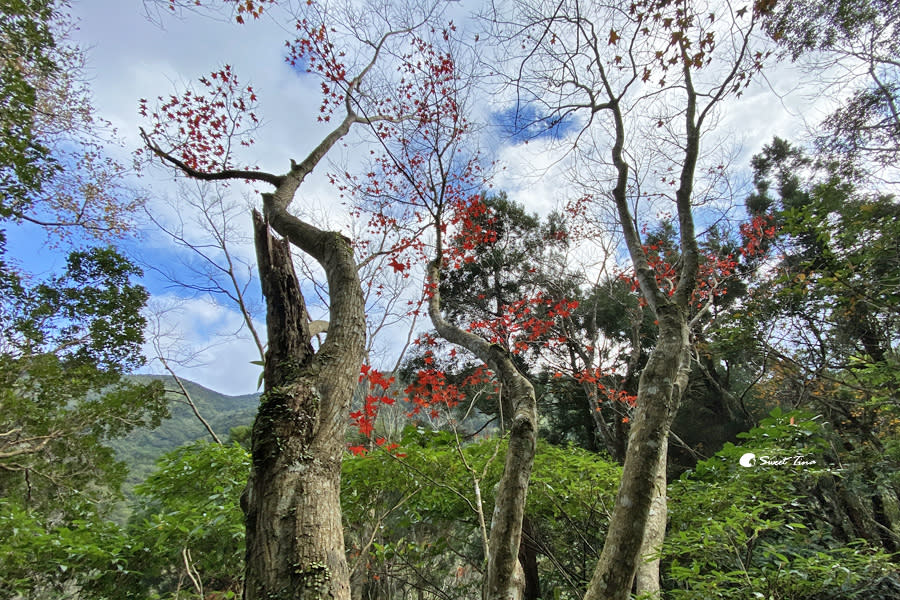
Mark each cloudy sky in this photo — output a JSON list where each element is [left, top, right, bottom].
[[46, 0, 828, 396]]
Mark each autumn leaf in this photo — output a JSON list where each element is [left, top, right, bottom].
[[608, 29, 620, 45], [388, 256, 406, 272]]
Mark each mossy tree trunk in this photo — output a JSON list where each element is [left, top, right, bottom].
[[144, 104, 371, 600], [242, 208, 365, 600]]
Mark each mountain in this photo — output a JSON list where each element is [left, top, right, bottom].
[[110, 375, 259, 485]]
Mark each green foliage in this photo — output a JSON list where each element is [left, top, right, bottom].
[[342, 429, 620, 598], [0, 499, 130, 599], [0, 248, 166, 515], [1, 0, 137, 241], [110, 376, 258, 485], [110, 441, 250, 599], [0, 246, 167, 597], [528, 442, 621, 595], [719, 137, 900, 422], [665, 409, 896, 599], [760, 0, 899, 176], [0, 0, 59, 210], [0, 441, 249, 600], [4, 246, 150, 370]]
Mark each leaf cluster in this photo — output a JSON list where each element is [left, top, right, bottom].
[[665, 409, 896, 599]]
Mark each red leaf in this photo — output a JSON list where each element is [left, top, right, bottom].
[[388, 257, 406, 272]]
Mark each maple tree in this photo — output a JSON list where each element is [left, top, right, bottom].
[[490, 0, 779, 597], [335, 28, 588, 593], [138, 1, 462, 598]]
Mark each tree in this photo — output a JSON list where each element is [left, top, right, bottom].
[[344, 71, 556, 595], [119, 441, 250, 599], [139, 1, 458, 597], [0, 247, 167, 599], [1, 0, 139, 241], [0, 247, 165, 502], [490, 0, 776, 596], [761, 0, 899, 182], [142, 180, 268, 444], [722, 137, 900, 553]]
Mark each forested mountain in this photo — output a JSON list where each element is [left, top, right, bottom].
[[110, 376, 258, 484]]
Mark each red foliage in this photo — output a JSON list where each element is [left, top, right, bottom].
[[621, 214, 777, 308], [404, 353, 495, 419], [286, 16, 349, 122], [166, 0, 275, 23], [739, 213, 777, 258], [350, 364, 396, 438], [139, 65, 259, 173], [573, 368, 638, 407]]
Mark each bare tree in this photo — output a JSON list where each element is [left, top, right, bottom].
[[144, 299, 225, 444], [144, 181, 266, 361]]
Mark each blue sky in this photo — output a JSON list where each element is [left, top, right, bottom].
[[491, 104, 580, 144], [11, 0, 828, 396]]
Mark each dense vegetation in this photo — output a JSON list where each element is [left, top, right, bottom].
[[1, 0, 899, 598]]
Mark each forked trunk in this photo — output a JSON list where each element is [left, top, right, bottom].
[[242, 211, 364, 600], [583, 308, 689, 600]]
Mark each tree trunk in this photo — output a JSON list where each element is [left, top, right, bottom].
[[583, 308, 690, 600], [242, 210, 365, 600], [426, 259, 537, 600], [634, 442, 668, 599], [519, 516, 541, 600], [482, 369, 537, 600], [142, 83, 371, 600]]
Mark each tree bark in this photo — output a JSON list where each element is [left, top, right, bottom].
[[426, 259, 537, 600], [242, 209, 365, 600], [519, 516, 541, 600], [583, 308, 690, 600], [634, 442, 668, 599], [141, 58, 376, 600]]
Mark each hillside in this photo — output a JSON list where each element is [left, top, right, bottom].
[[110, 375, 259, 484]]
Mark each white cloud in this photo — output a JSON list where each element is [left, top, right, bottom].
[[64, 0, 864, 397], [493, 137, 578, 216], [142, 294, 265, 396]]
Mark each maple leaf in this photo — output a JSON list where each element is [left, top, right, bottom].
[[608, 29, 620, 45], [388, 256, 406, 272]]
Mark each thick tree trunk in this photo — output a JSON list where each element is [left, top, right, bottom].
[[144, 94, 370, 600], [242, 211, 365, 600], [634, 443, 668, 599], [583, 308, 690, 600]]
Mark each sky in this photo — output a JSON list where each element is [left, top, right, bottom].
[[22, 0, 832, 396]]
